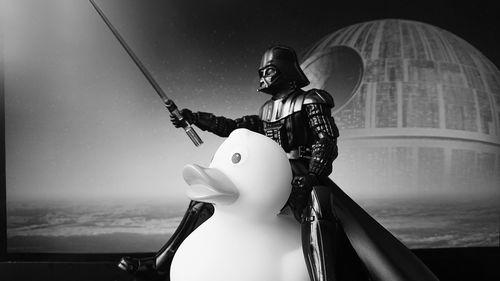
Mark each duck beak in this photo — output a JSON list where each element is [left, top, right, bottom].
[[182, 164, 239, 205]]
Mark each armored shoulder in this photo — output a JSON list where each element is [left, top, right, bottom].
[[303, 89, 334, 108]]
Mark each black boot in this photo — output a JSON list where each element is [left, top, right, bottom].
[[118, 256, 160, 281], [118, 201, 214, 280]]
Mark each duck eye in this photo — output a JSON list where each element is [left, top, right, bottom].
[[231, 153, 241, 164]]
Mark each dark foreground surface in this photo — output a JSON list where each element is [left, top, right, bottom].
[[0, 247, 499, 281]]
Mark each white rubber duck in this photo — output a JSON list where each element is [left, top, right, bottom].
[[170, 128, 309, 281]]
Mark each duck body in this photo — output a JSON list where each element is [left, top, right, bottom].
[[171, 211, 307, 281], [169, 128, 309, 281]]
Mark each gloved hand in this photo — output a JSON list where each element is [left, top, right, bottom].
[[170, 108, 197, 128], [291, 173, 319, 190], [289, 173, 319, 221]]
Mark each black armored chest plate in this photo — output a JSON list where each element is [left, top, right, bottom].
[[259, 90, 311, 151]]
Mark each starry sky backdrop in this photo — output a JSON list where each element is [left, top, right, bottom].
[[2, 0, 499, 203]]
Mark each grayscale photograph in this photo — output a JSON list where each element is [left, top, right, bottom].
[[1, 0, 499, 281]]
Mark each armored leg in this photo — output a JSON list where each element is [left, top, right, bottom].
[[302, 185, 373, 281], [301, 185, 340, 281], [119, 201, 214, 280]]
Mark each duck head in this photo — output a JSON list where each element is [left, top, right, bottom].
[[182, 129, 293, 218]]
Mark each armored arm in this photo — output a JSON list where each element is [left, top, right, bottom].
[[234, 115, 264, 134], [172, 110, 263, 137], [192, 112, 237, 137], [304, 89, 339, 178]]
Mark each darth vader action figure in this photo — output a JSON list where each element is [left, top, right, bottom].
[[119, 45, 351, 281], [119, 45, 439, 281]]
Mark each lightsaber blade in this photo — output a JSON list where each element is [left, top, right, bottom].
[[89, 0, 203, 146]]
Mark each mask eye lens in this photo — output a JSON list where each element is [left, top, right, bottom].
[[264, 67, 276, 76], [259, 66, 277, 78], [231, 153, 241, 164]]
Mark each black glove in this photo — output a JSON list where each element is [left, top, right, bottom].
[[291, 173, 319, 190], [169, 108, 197, 128], [289, 173, 319, 221]]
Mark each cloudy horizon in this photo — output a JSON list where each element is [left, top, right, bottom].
[[7, 196, 499, 252]]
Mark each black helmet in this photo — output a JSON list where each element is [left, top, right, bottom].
[[258, 45, 310, 94]]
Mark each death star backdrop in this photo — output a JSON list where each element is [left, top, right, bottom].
[[302, 19, 500, 197]]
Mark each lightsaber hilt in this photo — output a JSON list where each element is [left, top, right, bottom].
[[165, 100, 203, 147]]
